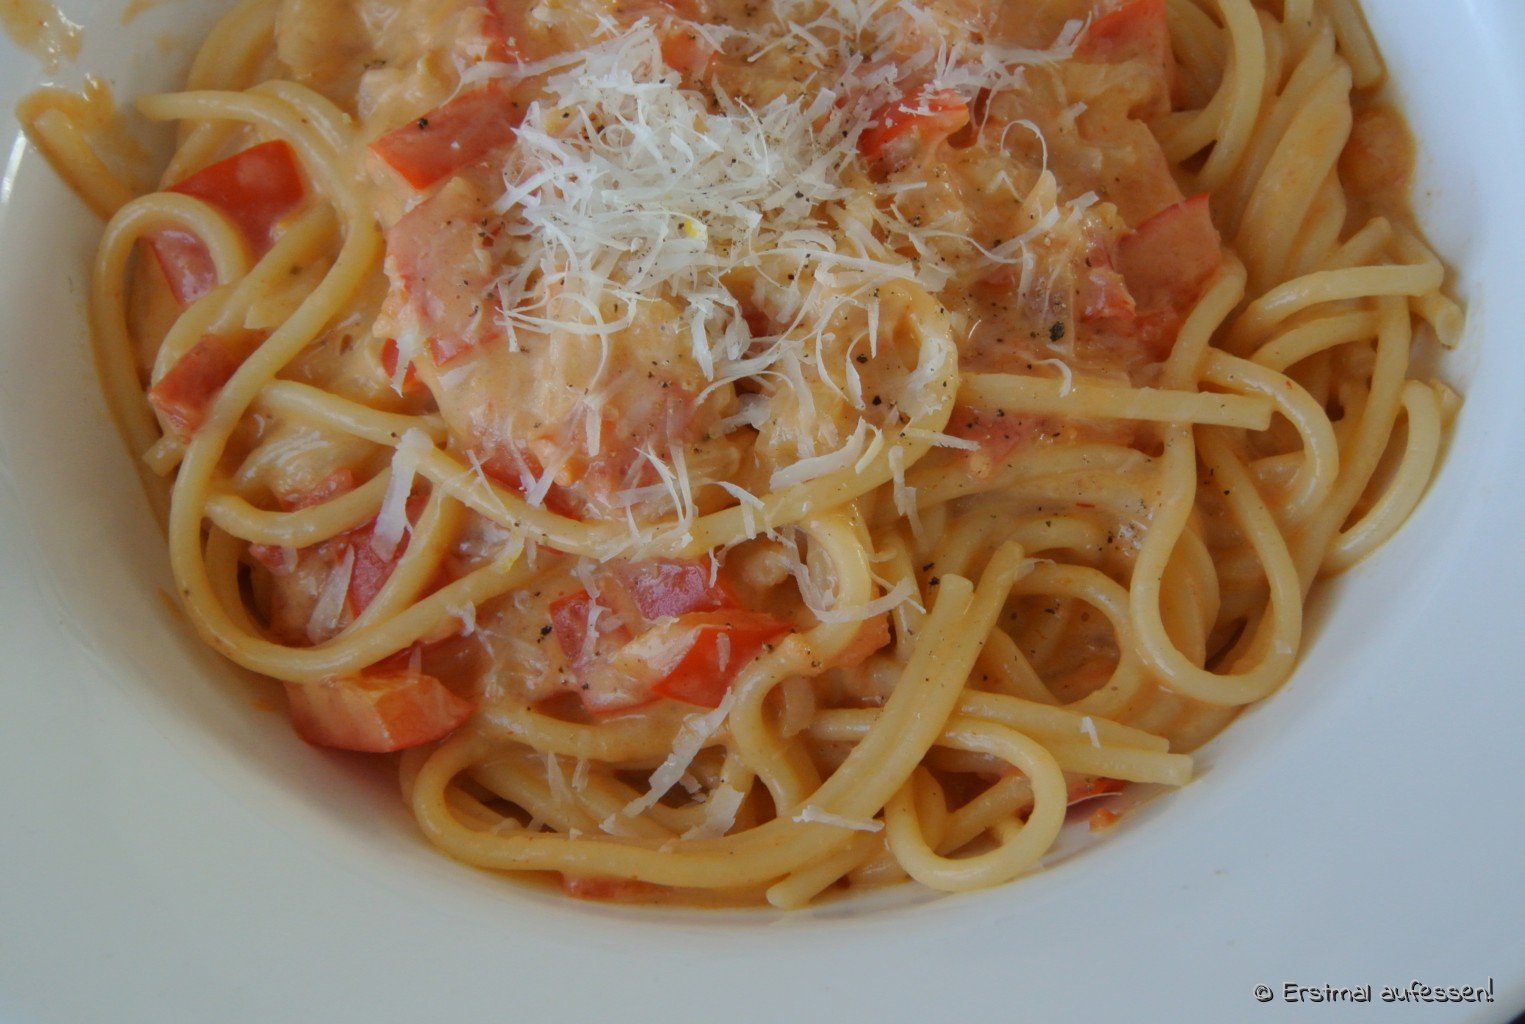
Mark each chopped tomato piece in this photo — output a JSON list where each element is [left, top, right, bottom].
[[549, 561, 790, 712], [473, 6, 526, 63], [369, 82, 526, 189], [1080, 0, 1167, 60], [658, 22, 716, 77], [168, 140, 305, 248], [1079, 0, 1173, 115], [149, 140, 306, 304], [347, 540, 398, 615], [475, 445, 584, 519], [1117, 194, 1222, 297], [150, 230, 217, 306], [858, 87, 970, 177], [147, 333, 242, 441], [611, 559, 734, 620], [1077, 237, 1136, 323], [550, 590, 596, 664], [647, 610, 792, 708], [550, 589, 634, 663], [378, 339, 424, 396], [345, 493, 427, 615], [1115, 194, 1222, 357], [946, 406, 1051, 479], [247, 542, 294, 572], [381, 177, 503, 367], [478, 0, 554, 63], [284, 669, 475, 753]]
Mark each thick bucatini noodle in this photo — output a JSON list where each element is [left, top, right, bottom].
[[20, 0, 1462, 906]]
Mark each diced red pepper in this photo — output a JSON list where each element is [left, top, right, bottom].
[[149, 140, 306, 304], [858, 87, 970, 177], [283, 669, 475, 753], [369, 82, 526, 190], [147, 333, 243, 441]]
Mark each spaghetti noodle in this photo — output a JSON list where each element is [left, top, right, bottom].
[[20, 0, 1461, 907]]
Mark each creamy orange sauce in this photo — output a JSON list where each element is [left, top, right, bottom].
[[0, 0, 81, 70]]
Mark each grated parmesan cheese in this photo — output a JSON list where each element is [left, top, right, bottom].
[[680, 783, 748, 840], [306, 546, 354, 643], [794, 804, 884, 832], [617, 690, 736, 820], [1032, 357, 1075, 396], [371, 428, 431, 559]]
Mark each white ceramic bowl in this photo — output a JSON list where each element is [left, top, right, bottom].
[[2, 3, 1522, 1021]]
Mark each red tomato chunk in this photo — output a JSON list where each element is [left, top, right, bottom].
[[149, 140, 305, 304], [369, 83, 526, 189], [284, 669, 475, 753]]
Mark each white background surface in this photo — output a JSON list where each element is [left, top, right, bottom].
[[1, 1, 1522, 1021]]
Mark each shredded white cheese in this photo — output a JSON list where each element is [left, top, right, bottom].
[[618, 690, 736, 820], [306, 546, 354, 643], [794, 804, 884, 832], [680, 783, 748, 840], [1033, 357, 1075, 396], [371, 429, 431, 559], [768, 418, 872, 490]]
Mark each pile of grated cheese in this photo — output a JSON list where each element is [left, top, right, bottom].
[[447, 2, 1101, 552], [480, 5, 1085, 413]]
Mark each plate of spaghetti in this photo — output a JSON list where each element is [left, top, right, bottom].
[[1, 0, 1522, 1020]]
